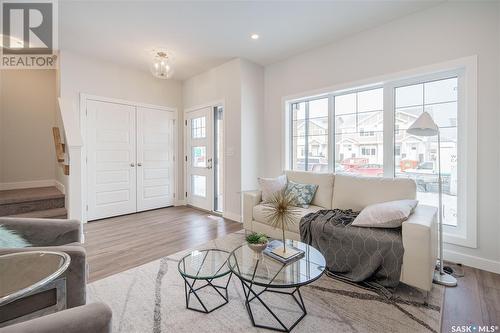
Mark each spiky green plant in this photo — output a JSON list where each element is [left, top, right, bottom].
[[262, 190, 301, 252], [246, 232, 268, 244]]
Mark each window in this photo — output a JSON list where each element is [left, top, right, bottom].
[[290, 98, 329, 172], [286, 59, 477, 247], [395, 77, 458, 227], [191, 116, 206, 138], [334, 87, 383, 175]]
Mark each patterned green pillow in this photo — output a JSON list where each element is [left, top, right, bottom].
[[285, 181, 318, 208]]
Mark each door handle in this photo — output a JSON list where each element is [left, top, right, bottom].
[[207, 158, 212, 169], [130, 163, 135, 167], [137, 163, 142, 167]]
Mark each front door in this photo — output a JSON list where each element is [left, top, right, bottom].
[[186, 107, 213, 211]]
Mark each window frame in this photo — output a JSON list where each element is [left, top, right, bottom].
[[283, 56, 477, 248]]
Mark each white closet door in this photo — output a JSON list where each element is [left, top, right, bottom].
[[87, 100, 137, 220], [136, 107, 175, 211]]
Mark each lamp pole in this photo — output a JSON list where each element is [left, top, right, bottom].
[[433, 130, 457, 286]]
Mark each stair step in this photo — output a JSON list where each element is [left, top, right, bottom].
[[0, 187, 64, 205], [0, 187, 65, 217], [9, 208, 67, 219]]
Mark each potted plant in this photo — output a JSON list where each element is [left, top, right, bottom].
[[246, 232, 269, 254]]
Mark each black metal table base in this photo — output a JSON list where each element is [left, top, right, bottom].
[[182, 273, 232, 314], [240, 279, 307, 332]]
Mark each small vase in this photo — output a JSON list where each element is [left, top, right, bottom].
[[248, 242, 268, 259]]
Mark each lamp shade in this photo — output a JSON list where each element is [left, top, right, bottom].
[[407, 112, 439, 137]]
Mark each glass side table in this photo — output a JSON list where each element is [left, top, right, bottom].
[[228, 240, 326, 332], [178, 249, 232, 313], [0, 251, 70, 327]]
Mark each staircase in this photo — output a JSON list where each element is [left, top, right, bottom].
[[0, 186, 67, 219]]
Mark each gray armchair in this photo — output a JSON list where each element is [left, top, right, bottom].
[[0, 217, 86, 310], [0, 303, 112, 333]]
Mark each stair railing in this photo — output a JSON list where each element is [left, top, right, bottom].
[[52, 127, 70, 175]]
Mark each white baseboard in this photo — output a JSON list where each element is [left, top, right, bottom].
[[0, 179, 58, 191], [174, 199, 186, 206], [223, 211, 242, 223], [444, 249, 500, 274], [54, 180, 65, 194]]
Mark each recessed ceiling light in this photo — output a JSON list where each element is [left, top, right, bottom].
[[251, 34, 259, 40]]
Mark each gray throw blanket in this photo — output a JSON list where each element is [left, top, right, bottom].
[[300, 209, 404, 288]]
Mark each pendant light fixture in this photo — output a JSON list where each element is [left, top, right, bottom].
[[150, 51, 174, 79]]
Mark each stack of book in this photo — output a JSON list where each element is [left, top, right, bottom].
[[263, 240, 305, 264]]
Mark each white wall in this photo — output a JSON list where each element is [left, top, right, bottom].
[[263, 2, 500, 271], [183, 58, 264, 221], [58, 50, 184, 219], [241, 60, 264, 192], [0, 70, 58, 187]]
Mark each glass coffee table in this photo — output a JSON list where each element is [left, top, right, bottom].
[[228, 240, 325, 332], [178, 249, 232, 313]]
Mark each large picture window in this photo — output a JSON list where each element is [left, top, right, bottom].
[[286, 62, 476, 247]]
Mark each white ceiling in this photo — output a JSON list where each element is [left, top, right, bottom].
[[59, 1, 443, 80]]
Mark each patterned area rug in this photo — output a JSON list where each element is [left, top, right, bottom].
[[87, 231, 444, 333]]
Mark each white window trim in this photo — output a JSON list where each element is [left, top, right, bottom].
[[282, 56, 477, 248]]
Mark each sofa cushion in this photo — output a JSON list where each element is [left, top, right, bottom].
[[285, 170, 334, 209], [258, 175, 287, 202], [253, 203, 323, 233], [332, 174, 416, 211], [352, 199, 419, 228], [285, 181, 318, 208]]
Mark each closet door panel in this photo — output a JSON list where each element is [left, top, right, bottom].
[[87, 100, 137, 220], [136, 107, 175, 211]]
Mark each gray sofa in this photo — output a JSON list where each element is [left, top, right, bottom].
[[0, 303, 112, 333], [0, 217, 87, 321]]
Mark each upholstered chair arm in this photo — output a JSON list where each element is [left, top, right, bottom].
[[242, 190, 262, 231], [0, 303, 112, 333], [0, 218, 82, 246]]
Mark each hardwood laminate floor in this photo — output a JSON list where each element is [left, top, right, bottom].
[[84, 206, 500, 332], [84, 206, 242, 282]]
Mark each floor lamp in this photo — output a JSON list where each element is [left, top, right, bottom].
[[407, 112, 458, 287]]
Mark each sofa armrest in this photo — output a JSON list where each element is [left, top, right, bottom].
[[0, 245, 87, 308], [242, 190, 262, 231], [0, 218, 82, 246], [0, 303, 112, 333], [400, 204, 438, 291]]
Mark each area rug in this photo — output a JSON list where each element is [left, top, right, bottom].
[[87, 230, 444, 333]]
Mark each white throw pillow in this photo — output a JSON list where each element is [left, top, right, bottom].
[[351, 200, 418, 228], [258, 175, 287, 202]]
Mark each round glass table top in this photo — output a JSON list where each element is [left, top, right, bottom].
[[178, 249, 231, 280], [0, 251, 70, 306], [228, 240, 326, 288]]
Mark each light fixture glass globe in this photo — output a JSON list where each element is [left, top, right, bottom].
[[150, 51, 174, 79]]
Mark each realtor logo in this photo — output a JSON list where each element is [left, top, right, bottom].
[[1, 0, 58, 68]]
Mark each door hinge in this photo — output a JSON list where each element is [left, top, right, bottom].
[[185, 191, 188, 197], [185, 120, 187, 126], [185, 156, 187, 162]]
